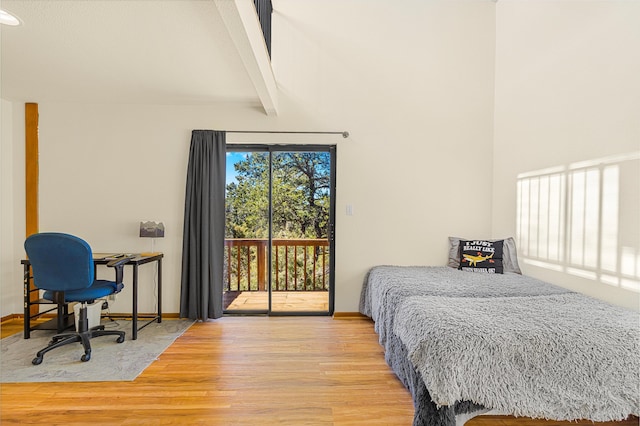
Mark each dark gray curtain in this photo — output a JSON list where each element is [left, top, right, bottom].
[[180, 130, 226, 320]]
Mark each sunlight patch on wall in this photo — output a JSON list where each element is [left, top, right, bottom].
[[516, 152, 640, 292]]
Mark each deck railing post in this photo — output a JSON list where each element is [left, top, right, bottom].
[[257, 240, 267, 291]]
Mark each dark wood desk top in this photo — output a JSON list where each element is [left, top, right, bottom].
[[92, 253, 163, 265], [22, 252, 163, 266]]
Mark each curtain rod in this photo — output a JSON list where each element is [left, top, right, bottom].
[[226, 130, 349, 138]]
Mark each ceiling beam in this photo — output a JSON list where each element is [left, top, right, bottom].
[[215, 0, 278, 116]]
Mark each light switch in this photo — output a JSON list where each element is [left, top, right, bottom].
[[346, 204, 353, 216]]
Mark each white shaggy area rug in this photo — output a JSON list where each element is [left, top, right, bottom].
[[1, 319, 193, 383]]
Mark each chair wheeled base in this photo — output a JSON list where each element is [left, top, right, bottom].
[[32, 325, 125, 365], [32, 303, 125, 365]]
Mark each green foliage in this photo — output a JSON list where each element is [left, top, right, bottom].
[[225, 152, 330, 239], [224, 151, 332, 294]]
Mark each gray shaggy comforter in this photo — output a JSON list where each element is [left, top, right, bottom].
[[359, 266, 640, 425], [360, 266, 570, 354], [394, 293, 640, 422]]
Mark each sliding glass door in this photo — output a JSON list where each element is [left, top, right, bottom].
[[223, 145, 336, 315]]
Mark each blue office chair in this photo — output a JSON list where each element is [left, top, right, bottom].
[[24, 232, 129, 364]]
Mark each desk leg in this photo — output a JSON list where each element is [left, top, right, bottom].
[[23, 263, 30, 339], [132, 263, 138, 340], [157, 258, 162, 323]]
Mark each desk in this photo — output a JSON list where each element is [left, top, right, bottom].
[[22, 253, 163, 340]]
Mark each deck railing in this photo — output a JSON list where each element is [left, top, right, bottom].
[[224, 238, 329, 292]]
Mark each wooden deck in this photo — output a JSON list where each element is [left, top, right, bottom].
[[224, 290, 329, 312]]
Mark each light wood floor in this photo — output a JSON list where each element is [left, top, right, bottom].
[[0, 317, 637, 426]]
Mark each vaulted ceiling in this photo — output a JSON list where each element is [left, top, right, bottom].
[[1, 0, 270, 107]]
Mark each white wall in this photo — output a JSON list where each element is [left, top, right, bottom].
[[0, 99, 25, 319], [493, 0, 640, 310], [275, 0, 497, 310], [5, 1, 638, 315], [0, 0, 496, 315]]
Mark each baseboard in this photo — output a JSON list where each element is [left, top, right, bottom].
[[1, 313, 22, 322], [1, 313, 61, 322], [4, 312, 362, 322], [332, 312, 369, 320], [105, 312, 182, 319]]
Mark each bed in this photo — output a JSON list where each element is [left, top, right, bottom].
[[359, 238, 639, 426]]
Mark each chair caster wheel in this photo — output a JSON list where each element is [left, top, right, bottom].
[[81, 353, 91, 362], [32, 356, 43, 365], [117, 335, 125, 343]]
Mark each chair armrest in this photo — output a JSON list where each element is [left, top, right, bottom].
[[106, 256, 133, 285]]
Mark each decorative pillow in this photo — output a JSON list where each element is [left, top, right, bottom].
[[458, 240, 504, 274], [448, 236, 522, 274]]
